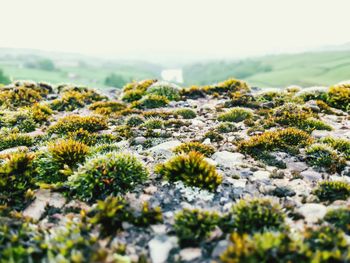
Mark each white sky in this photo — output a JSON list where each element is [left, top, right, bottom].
[[0, 0, 349, 59]]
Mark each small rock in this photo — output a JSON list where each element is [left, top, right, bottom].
[[286, 162, 308, 172], [299, 203, 327, 223], [149, 235, 178, 263], [148, 140, 182, 158], [212, 240, 229, 258], [251, 170, 270, 181], [134, 136, 146, 145], [144, 185, 158, 195], [300, 170, 322, 182], [179, 248, 202, 262], [211, 151, 245, 168]]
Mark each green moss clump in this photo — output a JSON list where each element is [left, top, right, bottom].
[[327, 83, 350, 111], [180, 85, 206, 99], [0, 132, 33, 151], [313, 181, 350, 202], [174, 108, 197, 119], [48, 115, 108, 135], [133, 201, 163, 227], [133, 94, 169, 109], [218, 107, 252, 122], [122, 89, 144, 102], [30, 103, 53, 123], [68, 152, 148, 202], [222, 198, 286, 234], [205, 78, 250, 95], [155, 151, 222, 191], [146, 84, 180, 101], [142, 117, 163, 129], [50, 90, 85, 111], [48, 139, 89, 167], [125, 115, 145, 127], [238, 127, 312, 156], [173, 141, 215, 157], [0, 86, 43, 108], [306, 143, 346, 173], [203, 130, 224, 142], [123, 79, 156, 93], [89, 101, 126, 115], [0, 152, 36, 208], [321, 137, 350, 160], [174, 208, 220, 247], [215, 122, 237, 133], [2, 111, 36, 132], [324, 208, 350, 234], [220, 232, 307, 263]]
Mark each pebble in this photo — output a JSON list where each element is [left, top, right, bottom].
[[148, 235, 178, 263]]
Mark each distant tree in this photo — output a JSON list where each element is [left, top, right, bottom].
[[104, 73, 128, 88], [37, 59, 55, 71], [0, 69, 10, 85]]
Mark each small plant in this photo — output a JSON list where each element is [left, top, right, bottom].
[[146, 84, 180, 101], [48, 115, 108, 134], [218, 107, 252, 122], [223, 198, 286, 234], [0, 86, 43, 108], [324, 208, 350, 234], [133, 201, 163, 227], [180, 85, 206, 99], [174, 108, 197, 119], [122, 89, 144, 102], [155, 151, 222, 191], [203, 130, 224, 142], [238, 127, 312, 156], [89, 101, 126, 115], [215, 122, 237, 133], [2, 111, 36, 132], [0, 132, 33, 151], [134, 95, 169, 109], [30, 103, 53, 123], [123, 79, 156, 93], [173, 141, 215, 157], [89, 196, 132, 237], [125, 115, 145, 127], [174, 208, 220, 247], [306, 143, 346, 172], [321, 137, 350, 160], [50, 90, 85, 111], [142, 117, 163, 129], [66, 128, 98, 146], [68, 152, 148, 202], [327, 83, 350, 111], [205, 78, 250, 95], [220, 232, 306, 263], [48, 139, 89, 167], [313, 181, 350, 202], [0, 152, 36, 208]]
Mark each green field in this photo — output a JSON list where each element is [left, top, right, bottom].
[[1, 48, 350, 88]]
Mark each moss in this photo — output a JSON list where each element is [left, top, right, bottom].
[[122, 79, 156, 93], [125, 115, 145, 127], [0, 132, 33, 151], [238, 127, 312, 157], [225, 91, 258, 108], [114, 125, 133, 140], [89, 101, 126, 115], [0, 86, 43, 108], [34, 152, 67, 184], [48, 139, 89, 167], [218, 107, 252, 122], [164, 119, 190, 128], [180, 85, 206, 99], [174, 108, 197, 119], [89, 143, 121, 155], [173, 141, 215, 157], [66, 128, 98, 146], [203, 130, 224, 142], [146, 84, 180, 101], [324, 208, 350, 234], [2, 111, 36, 132], [48, 115, 108, 135], [50, 90, 85, 111], [306, 143, 346, 173], [327, 83, 350, 111], [133, 201, 163, 227], [122, 89, 144, 102], [220, 232, 307, 263], [174, 208, 220, 247], [68, 152, 148, 202], [204, 78, 250, 95], [29, 103, 53, 123], [0, 152, 36, 208], [133, 94, 169, 109], [215, 122, 237, 133], [142, 117, 163, 129], [321, 137, 350, 160], [222, 198, 286, 234], [155, 151, 222, 191], [313, 181, 350, 202]]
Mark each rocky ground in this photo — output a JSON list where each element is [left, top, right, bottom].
[[0, 79, 349, 262]]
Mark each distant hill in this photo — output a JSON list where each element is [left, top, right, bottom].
[[183, 50, 350, 88], [0, 48, 350, 88]]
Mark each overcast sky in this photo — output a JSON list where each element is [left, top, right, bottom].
[[1, 0, 349, 60]]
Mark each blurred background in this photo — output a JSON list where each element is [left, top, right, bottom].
[[0, 0, 349, 88]]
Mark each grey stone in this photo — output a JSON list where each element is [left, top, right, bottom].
[[211, 151, 245, 168], [148, 140, 182, 158], [300, 170, 322, 182], [299, 203, 327, 223], [149, 235, 178, 263], [179, 248, 202, 262]]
